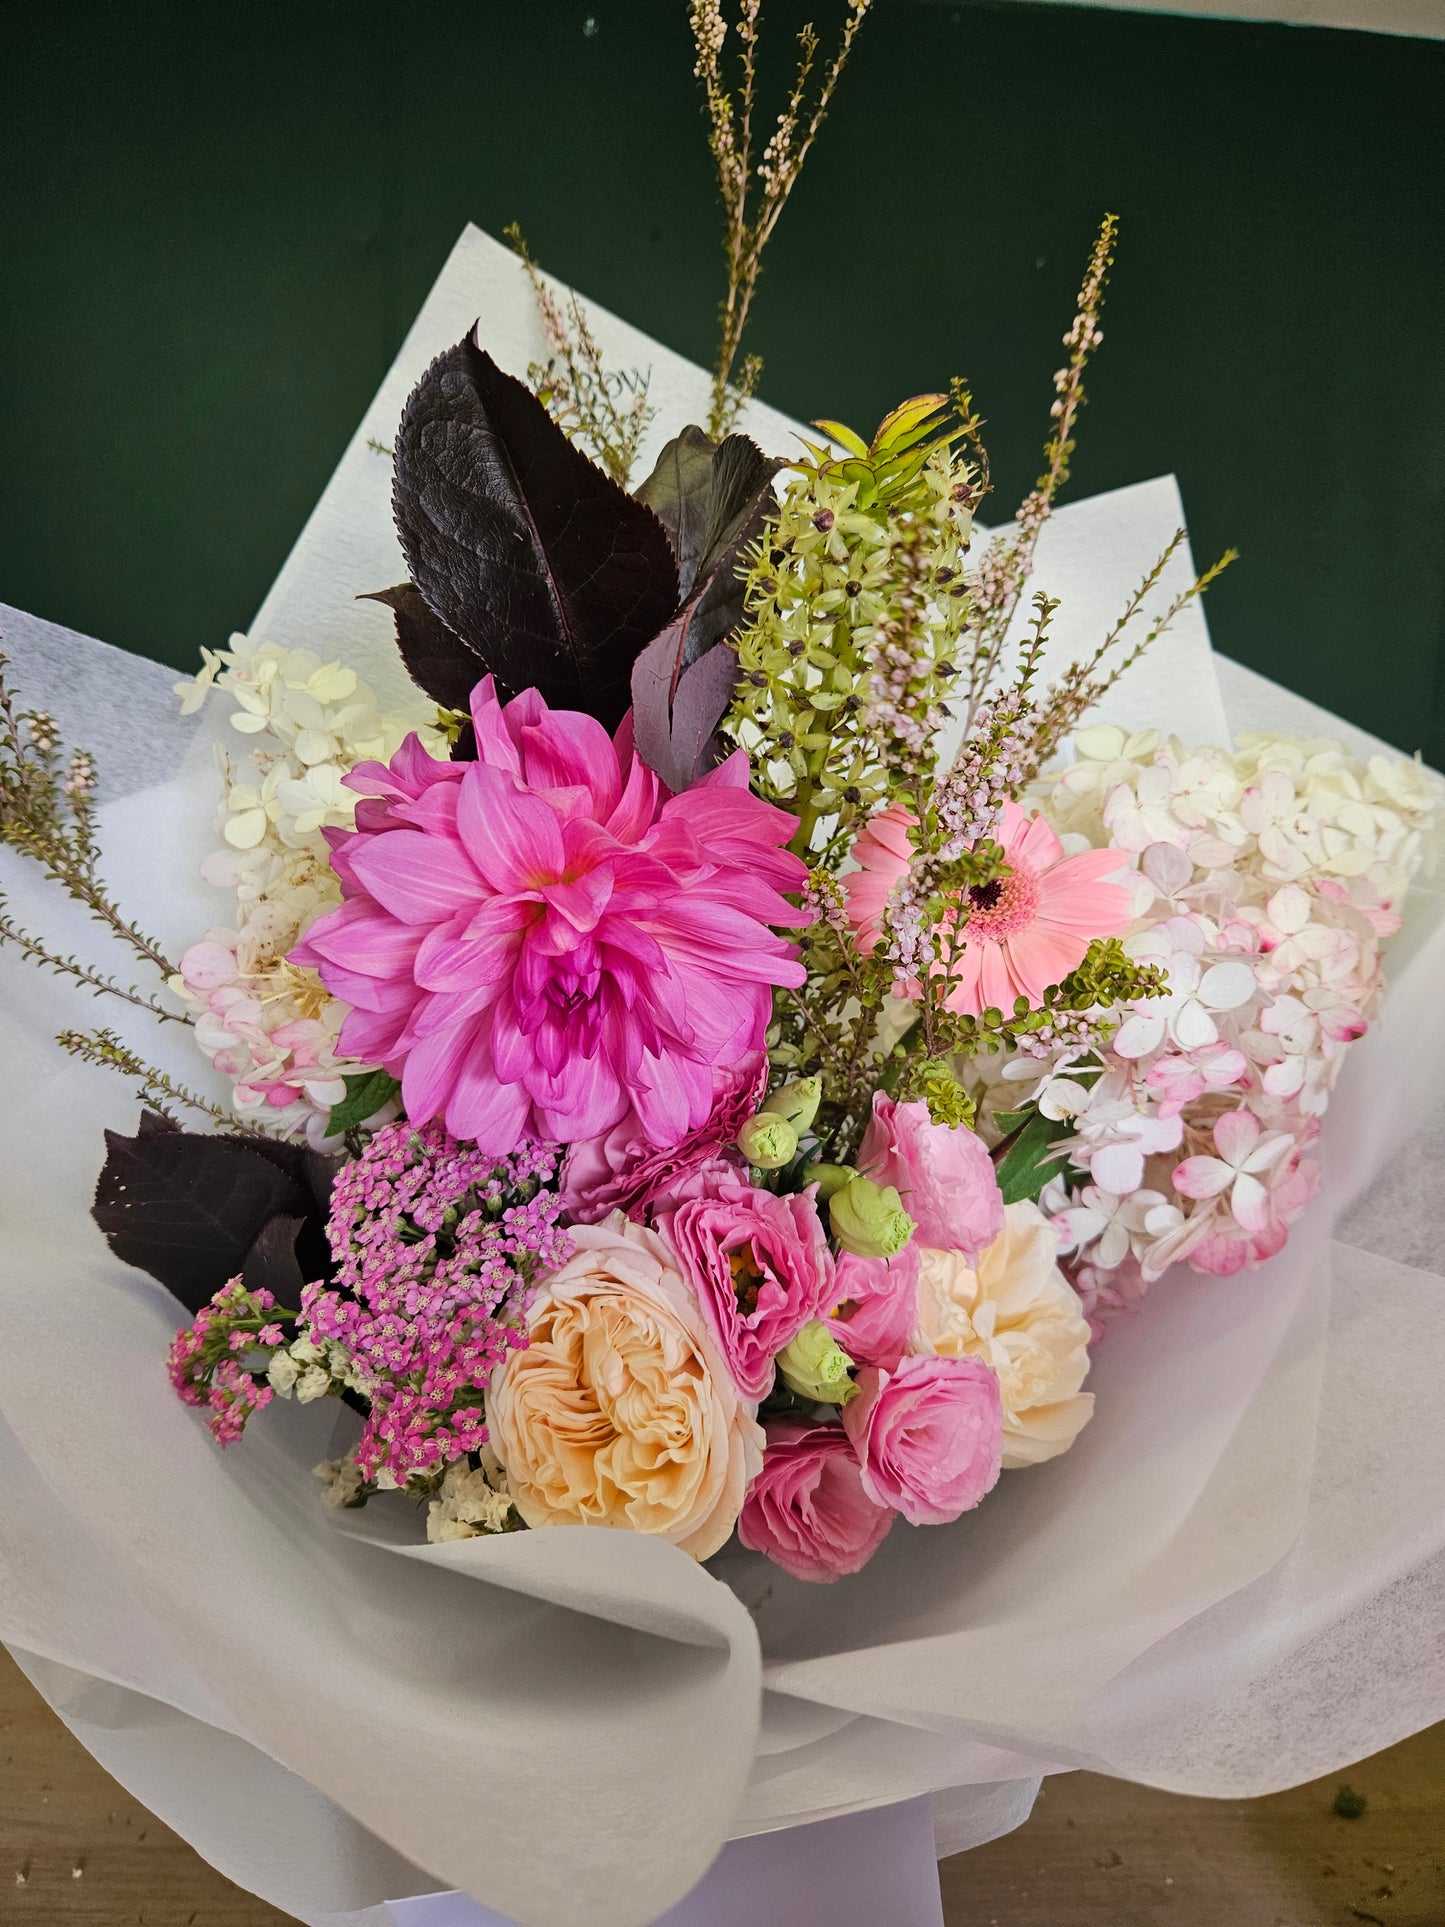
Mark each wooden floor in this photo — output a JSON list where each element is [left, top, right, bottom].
[[2, 1649, 1441, 1925]]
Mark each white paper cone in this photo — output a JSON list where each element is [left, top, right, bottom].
[[2, 232, 1442, 1927]]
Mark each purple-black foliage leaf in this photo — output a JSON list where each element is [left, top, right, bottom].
[[361, 583, 483, 715], [392, 331, 679, 731], [92, 1124, 313, 1314], [629, 431, 777, 791], [241, 1213, 307, 1303]]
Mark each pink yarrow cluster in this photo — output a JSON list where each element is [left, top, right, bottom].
[[310, 1120, 570, 1484], [166, 1278, 284, 1444]]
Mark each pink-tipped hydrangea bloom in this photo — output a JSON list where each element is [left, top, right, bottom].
[[843, 799, 1130, 1014], [292, 679, 807, 1154], [739, 1420, 896, 1582]]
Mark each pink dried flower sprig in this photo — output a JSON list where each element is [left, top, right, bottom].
[[166, 1278, 291, 1446], [309, 1119, 571, 1487]]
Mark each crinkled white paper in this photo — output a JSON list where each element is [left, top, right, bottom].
[[2, 232, 1443, 1927]]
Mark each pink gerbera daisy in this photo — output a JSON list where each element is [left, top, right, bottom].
[[842, 800, 1130, 1014]]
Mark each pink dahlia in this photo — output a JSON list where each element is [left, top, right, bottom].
[[292, 678, 807, 1154], [842, 800, 1131, 1014]]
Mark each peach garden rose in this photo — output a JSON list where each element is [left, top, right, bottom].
[[486, 1214, 764, 1560], [912, 1202, 1094, 1469]]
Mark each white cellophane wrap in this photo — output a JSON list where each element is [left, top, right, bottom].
[[1, 229, 1442, 1927]]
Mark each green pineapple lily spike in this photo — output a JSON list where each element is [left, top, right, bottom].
[[794, 393, 968, 512]]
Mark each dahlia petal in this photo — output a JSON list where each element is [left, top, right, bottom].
[[535, 1048, 630, 1143], [446, 1062, 533, 1156], [414, 905, 528, 991], [457, 764, 566, 891], [518, 707, 620, 816], [348, 831, 480, 924], [294, 901, 423, 976], [469, 676, 523, 777], [401, 1013, 492, 1128], [336, 1004, 411, 1066]]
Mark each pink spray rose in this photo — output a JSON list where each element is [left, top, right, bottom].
[[826, 1246, 920, 1371], [559, 1053, 766, 1225], [291, 677, 807, 1156], [858, 1092, 1004, 1261], [843, 1354, 1003, 1526], [738, 1420, 896, 1583], [660, 1168, 835, 1400]]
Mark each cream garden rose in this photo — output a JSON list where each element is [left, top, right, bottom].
[[487, 1214, 763, 1560], [912, 1202, 1093, 1468]]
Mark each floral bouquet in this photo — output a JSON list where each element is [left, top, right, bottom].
[[3, 8, 1444, 1925]]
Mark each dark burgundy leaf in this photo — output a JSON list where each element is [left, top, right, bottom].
[[361, 583, 484, 714], [628, 431, 776, 790], [631, 626, 744, 795], [241, 1214, 307, 1303], [93, 1127, 312, 1314], [392, 331, 679, 731], [635, 426, 721, 601], [635, 428, 777, 628]]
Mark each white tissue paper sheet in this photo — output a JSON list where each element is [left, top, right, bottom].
[[1, 228, 1442, 1927]]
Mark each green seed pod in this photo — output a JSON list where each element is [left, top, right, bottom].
[[736, 1112, 799, 1171], [760, 1074, 823, 1134], [829, 1175, 915, 1260], [776, 1320, 857, 1406], [801, 1160, 855, 1202]]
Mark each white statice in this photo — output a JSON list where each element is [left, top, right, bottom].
[[172, 634, 442, 1142], [269, 1334, 372, 1404], [987, 725, 1442, 1330], [426, 1459, 516, 1542]]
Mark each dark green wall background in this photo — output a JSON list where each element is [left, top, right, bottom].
[[3, 1, 1442, 762]]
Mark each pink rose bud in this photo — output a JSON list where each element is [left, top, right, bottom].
[[858, 1092, 1004, 1261], [843, 1354, 1003, 1527], [739, 1420, 895, 1582]]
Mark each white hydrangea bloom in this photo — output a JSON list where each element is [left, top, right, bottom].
[[172, 633, 442, 1142], [426, 1461, 516, 1542], [986, 726, 1443, 1324]]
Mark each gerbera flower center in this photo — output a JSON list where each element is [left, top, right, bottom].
[[965, 863, 1040, 943]]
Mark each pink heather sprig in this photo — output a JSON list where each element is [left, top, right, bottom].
[[934, 688, 1036, 856], [309, 1120, 570, 1487], [166, 1277, 291, 1446]]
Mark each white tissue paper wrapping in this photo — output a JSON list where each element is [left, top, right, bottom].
[[1, 227, 1442, 1927]]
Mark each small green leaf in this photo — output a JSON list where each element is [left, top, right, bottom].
[[327, 1069, 401, 1137], [995, 1108, 1070, 1206]]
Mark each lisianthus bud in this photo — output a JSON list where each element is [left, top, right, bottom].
[[776, 1319, 858, 1405], [801, 1161, 855, 1202], [830, 1176, 915, 1260], [761, 1075, 822, 1134], [736, 1112, 799, 1170]]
